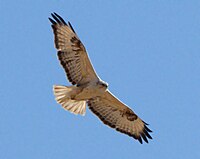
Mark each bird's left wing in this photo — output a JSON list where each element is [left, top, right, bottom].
[[87, 91, 152, 144], [49, 13, 99, 86]]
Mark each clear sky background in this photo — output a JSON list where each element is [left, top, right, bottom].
[[1, 1, 200, 159]]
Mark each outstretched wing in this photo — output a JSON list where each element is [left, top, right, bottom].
[[49, 13, 99, 85], [87, 91, 152, 144]]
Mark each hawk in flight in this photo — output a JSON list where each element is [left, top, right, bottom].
[[49, 13, 152, 144]]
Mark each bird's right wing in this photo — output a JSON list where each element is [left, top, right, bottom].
[[49, 13, 99, 85], [87, 91, 152, 144]]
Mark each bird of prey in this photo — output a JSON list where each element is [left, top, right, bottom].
[[49, 12, 152, 144]]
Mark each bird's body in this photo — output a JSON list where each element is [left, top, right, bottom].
[[57, 80, 107, 101], [49, 12, 152, 144]]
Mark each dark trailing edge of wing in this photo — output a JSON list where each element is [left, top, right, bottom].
[[57, 51, 77, 85], [87, 100, 153, 144], [48, 12, 76, 33]]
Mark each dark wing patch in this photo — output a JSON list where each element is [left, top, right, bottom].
[[87, 97, 152, 144]]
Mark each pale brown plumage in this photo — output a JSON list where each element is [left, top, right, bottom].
[[49, 12, 98, 86], [88, 91, 152, 143], [49, 12, 152, 144]]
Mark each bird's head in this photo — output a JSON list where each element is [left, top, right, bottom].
[[98, 80, 108, 91]]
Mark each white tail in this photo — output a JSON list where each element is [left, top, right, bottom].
[[53, 85, 86, 115]]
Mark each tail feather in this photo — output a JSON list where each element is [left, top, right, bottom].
[[53, 85, 86, 115]]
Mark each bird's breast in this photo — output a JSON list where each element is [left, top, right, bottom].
[[74, 85, 105, 100]]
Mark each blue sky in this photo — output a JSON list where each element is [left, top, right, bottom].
[[1, 0, 200, 158]]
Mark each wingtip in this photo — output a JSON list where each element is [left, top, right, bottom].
[[48, 17, 56, 25], [51, 12, 56, 18], [144, 124, 153, 133], [138, 136, 143, 144], [53, 12, 59, 17], [141, 133, 148, 143]]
